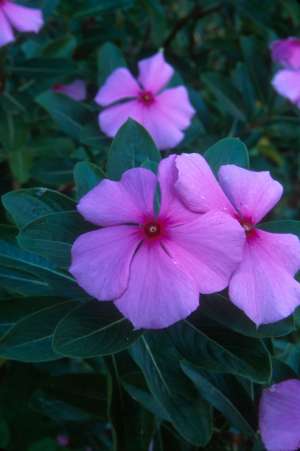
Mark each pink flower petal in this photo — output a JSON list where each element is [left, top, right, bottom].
[[98, 99, 143, 138], [95, 68, 140, 106], [3, 2, 43, 33], [271, 69, 300, 107], [156, 86, 195, 129], [114, 242, 199, 329], [218, 165, 283, 225], [158, 155, 198, 226], [259, 379, 300, 451], [165, 210, 245, 293], [0, 10, 14, 47], [142, 104, 185, 150], [271, 37, 300, 70], [229, 229, 300, 325], [77, 167, 157, 226], [54, 80, 87, 101], [70, 226, 140, 301], [175, 153, 235, 215], [138, 51, 174, 94]]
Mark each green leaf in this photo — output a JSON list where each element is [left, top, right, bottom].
[[0, 297, 66, 336], [8, 147, 33, 184], [202, 73, 247, 122], [36, 91, 92, 140], [53, 300, 141, 358], [2, 188, 75, 229], [259, 220, 300, 239], [130, 332, 213, 446], [0, 300, 76, 362], [74, 161, 104, 199], [204, 137, 249, 174], [75, 0, 134, 18], [18, 211, 93, 268], [0, 419, 10, 448], [168, 317, 272, 383], [97, 42, 127, 85], [181, 362, 256, 437], [0, 229, 85, 299], [31, 373, 108, 421], [200, 294, 295, 338], [107, 119, 161, 180], [9, 58, 77, 78]]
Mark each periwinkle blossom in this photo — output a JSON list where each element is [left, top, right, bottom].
[[56, 434, 70, 447], [70, 156, 244, 329], [95, 51, 195, 150], [176, 154, 300, 325], [259, 379, 300, 451], [53, 80, 87, 101], [271, 37, 300, 108], [0, 0, 44, 48]]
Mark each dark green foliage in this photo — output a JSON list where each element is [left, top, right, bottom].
[[1, 0, 300, 450]]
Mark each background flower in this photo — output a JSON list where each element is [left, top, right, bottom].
[[95, 51, 195, 150], [0, 0, 43, 47]]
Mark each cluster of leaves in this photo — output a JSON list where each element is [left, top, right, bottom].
[[1, 0, 300, 450]]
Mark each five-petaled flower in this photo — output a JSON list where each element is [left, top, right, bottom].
[[95, 51, 195, 150], [70, 156, 244, 329], [176, 154, 300, 325], [259, 379, 300, 451], [53, 80, 87, 101], [0, 0, 44, 48], [271, 37, 300, 108]]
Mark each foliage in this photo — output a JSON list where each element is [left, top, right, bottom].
[[1, 0, 300, 450]]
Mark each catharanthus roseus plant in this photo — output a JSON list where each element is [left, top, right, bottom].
[[0, 0, 43, 47], [176, 154, 300, 325], [70, 155, 244, 329], [95, 51, 195, 150]]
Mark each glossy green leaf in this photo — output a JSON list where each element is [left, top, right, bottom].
[[36, 91, 92, 140], [53, 300, 141, 358], [74, 161, 104, 199], [130, 332, 213, 446], [107, 119, 161, 180], [181, 362, 256, 437], [2, 188, 75, 229], [0, 300, 77, 362], [200, 294, 295, 338], [168, 317, 272, 383], [18, 211, 92, 268], [204, 137, 249, 174]]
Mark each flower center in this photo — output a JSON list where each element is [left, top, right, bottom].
[[144, 221, 161, 238], [138, 90, 155, 106], [239, 217, 257, 238]]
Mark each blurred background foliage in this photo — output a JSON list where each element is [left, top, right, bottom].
[[1, 0, 300, 450]]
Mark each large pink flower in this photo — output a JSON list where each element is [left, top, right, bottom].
[[176, 154, 300, 325], [0, 0, 44, 48], [70, 156, 244, 329], [95, 52, 195, 150], [53, 80, 87, 101], [259, 379, 300, 451]]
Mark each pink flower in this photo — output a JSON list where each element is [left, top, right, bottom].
[[56, 434, 70, 447], [259, 379, 300, 451], [272, 69, 300, 108], [95, 51, 195, 150], [176, 154, 300, 325], [271, 38, 300, 108], [271, 37, 300, 70], [53, 80, 87, 101], [70, 156, 244, 329], [0, 0, 44, 48]]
